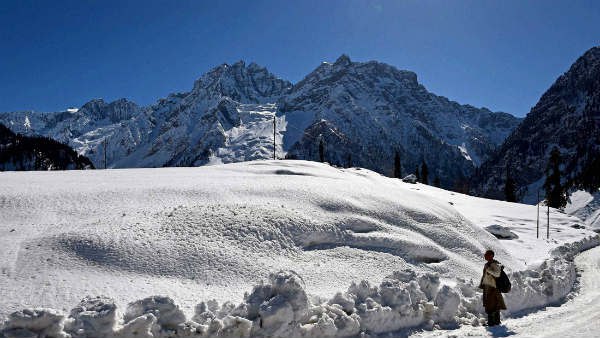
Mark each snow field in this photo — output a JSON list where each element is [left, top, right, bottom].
[[1, 160, 598, 337]]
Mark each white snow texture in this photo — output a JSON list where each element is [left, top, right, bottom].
[[1, 161, 598, 337]]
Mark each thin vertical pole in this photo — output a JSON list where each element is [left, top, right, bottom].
[[536, 190, 540, 239], [273, 115, 276, 160], [103, 138, 107, 169], [547, 204, 550, 239]]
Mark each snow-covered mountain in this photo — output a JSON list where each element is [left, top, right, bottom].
[[281, 55, 520, 186], [0, 98, 149, 168], [0, 62, 291, 169], [0, 56, 520, 186], [475, 46, 600, 202]]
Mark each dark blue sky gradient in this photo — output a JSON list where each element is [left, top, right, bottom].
[[1, 0, 599, 116]]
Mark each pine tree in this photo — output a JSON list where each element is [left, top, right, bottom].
[[504, 166, 517, 202], [346, 154, 353, 168], [420, 160, 429, 185], [415, 166, 420, 181], [394, 151, 402, 178], [318, 139, 325, 163], [433, 176, 441, 188], [544, 147, 567, 208]]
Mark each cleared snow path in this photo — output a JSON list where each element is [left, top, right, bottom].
[[411, 245, 600, 338]]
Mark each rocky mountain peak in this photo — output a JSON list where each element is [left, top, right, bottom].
[[334, 54, 352, 67], [292, 56, 421, 95], [80, 98, 106, 111], [78, 98, 141, 123], [192, 60, 292, 103]]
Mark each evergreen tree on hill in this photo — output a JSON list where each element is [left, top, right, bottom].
[[394, 151, 402, 178], [420, 160, 429, 185], [504, 166, 517, 202], [544, 147, 567, 208]]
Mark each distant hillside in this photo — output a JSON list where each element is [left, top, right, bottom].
[[474, 46, 600, 202], [0, 123, 94, 171]]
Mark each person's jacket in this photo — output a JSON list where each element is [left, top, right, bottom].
[[480, 260, 502, 288]]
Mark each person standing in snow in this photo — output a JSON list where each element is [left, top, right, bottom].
[[479, 249, 506, 326]]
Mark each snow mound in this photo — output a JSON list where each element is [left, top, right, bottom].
[[2, 309, 68, 338], [69, 296, 118, 337], [402, 174, 418, 184], [125, 296, 187, 333], [485, 224, 519, 239]]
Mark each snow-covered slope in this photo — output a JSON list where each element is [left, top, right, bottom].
[[1, 161, 597, 337], [0, 56, 520, 186], [566, 190, 600, 231]]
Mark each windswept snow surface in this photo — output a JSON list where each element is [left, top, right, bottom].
[[0, 161, 597, 336]]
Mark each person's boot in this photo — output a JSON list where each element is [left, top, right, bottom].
[[487, 312, 494, 326], [494, 311, 501, 326], [487, 311, 500, 326]]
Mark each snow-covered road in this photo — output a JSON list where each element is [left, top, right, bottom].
[[412, 245, 600, 338]]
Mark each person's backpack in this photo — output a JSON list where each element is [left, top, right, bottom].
[[496, 265, 511, 293]]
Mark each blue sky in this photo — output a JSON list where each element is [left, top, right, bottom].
[[1, 0, 598, 116]]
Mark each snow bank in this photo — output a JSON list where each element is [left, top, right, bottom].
[[458, 235, 600, 318], [2, 309, 68, 338], [5, 239, 598, 338], [69, 296, 118, 337]]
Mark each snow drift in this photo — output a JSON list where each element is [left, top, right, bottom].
[[3, 238, 599, 338]]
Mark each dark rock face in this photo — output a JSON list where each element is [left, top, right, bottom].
[[475, 47, 600, 201], [78, 98, 141, 123]]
